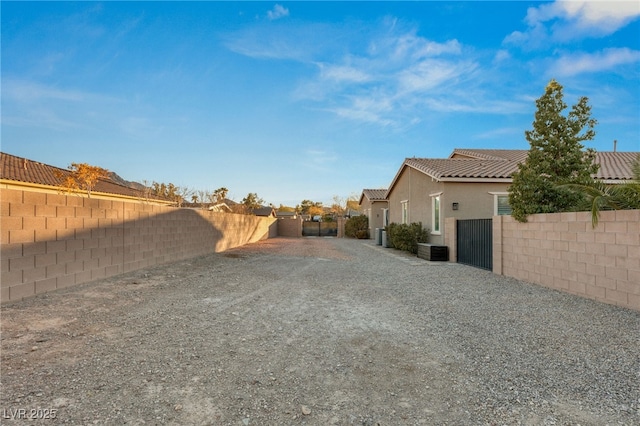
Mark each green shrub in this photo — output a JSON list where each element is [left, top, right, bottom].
[[345, 215, 369, 238], [386, 222, 429, 254]]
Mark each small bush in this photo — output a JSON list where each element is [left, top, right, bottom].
[[355, 229, 369, 239], [345, 215, 368, 238], [386, 222, 429, 254]]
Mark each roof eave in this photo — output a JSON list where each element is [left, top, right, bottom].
[[1, 179, 175, 205]]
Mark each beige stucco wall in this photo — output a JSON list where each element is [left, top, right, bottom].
[[387, 167, 510, 245], [1, 188, 277, 304], [361, 199, 389, 239]]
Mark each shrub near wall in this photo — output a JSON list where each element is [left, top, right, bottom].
[[1, 189, 277, 304], [386, 222, 429, 254]]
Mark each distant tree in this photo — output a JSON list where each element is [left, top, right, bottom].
[[213, 187, 229, 204], [242, 192, 264, 213], [346, 198, 360, 212], [299, 199, 323, 216], [509, 79, 599, 222], [55, 163, 109, 198], [330, 195, 346, 216], [277, 204, 295, 212], [196, 190, 211, 209], [174, 186, 193, 207]]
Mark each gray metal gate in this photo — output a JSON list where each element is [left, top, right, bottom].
[[302, 221, 337, 237], [456, 219, 492, 270]]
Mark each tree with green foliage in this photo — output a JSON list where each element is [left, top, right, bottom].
[[509, 79, 599, 222], [242, 192, 264, 212], [298, 199, 323, 216]]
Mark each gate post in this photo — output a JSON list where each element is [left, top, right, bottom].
[[493, 215, 503, 275], [444, 217, 457, 263], [337, 217, 346, 238]]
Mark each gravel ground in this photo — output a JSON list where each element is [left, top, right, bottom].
[[1, 237, 639, 425]]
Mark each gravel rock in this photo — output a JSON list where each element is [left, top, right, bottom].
[[1, 237, 638, 425]]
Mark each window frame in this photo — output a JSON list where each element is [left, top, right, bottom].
[[401, 200, 409, 224], [489, 192, 512, 216], [430, 192, 442, 235]]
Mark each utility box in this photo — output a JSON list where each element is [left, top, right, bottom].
[[417, 243, 449, 261]]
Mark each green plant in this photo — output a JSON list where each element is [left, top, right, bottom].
[[509, 79, 598, 222], [386, 222, 429, 254], [561, 153, 640, 228], [345, 215, 368, 238]]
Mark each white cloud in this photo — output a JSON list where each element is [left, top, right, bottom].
[[549, 47, 640, 76], [505, 0, 640, 47], [4, 79, 86, 102], [318, 64, 372, 83], [267, 4, 289, 21], [397, 59, 477, 94]]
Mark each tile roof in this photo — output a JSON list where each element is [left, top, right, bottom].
[[593, 151, 638, 180], [405, 158, 518, 179], [449, 149, 529, 162], [361, 189, 387, 201], [454, 148, 638, 180], [386, 148, 639, 197], [1, 152, 168, 201]]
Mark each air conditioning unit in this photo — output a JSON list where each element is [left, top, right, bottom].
[[417, 244, 449, 261]]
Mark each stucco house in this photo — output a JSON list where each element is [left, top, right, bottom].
[[358, 189, 389, 239], [385, 148, 639, 246]]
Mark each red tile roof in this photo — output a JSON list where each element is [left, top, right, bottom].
[[1, 152, 169, 201]]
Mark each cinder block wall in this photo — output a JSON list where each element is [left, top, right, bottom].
[[494, 210, 639, 311], [1, 189, 277, 303], [277, 217, 302, 237]]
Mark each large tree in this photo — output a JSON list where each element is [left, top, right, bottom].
[[509, 79, 599, 222]]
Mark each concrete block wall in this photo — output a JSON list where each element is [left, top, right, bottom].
[[1, 189, 277, 303], [277, 217, 303, 238], [494, 210, 639, 311]]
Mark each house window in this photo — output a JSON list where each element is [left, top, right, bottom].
[[431, 193, 441, 234], [382, 208, 389, 227], [490, 193, 512, 216], [401, 200, 409, 224]]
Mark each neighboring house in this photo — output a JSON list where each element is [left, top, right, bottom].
[[0, 152, 173, 205], [358, 189, 389, 238], [251, 206, 277, 217], [385, 148, 638, 246], [276, 210, 297, 219]]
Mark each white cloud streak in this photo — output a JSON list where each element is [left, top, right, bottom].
[[549, 47, 640, 77], [505, 0, 640, 47]]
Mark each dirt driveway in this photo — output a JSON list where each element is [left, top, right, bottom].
[[1, 237, 638, 425]]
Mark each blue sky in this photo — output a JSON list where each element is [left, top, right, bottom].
[[2, 1, 639, 207]]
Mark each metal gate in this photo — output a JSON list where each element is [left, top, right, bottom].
[[302, 221, 338, 237], [457, 219, 492, 270]]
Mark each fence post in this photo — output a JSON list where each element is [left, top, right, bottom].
[[492, 215, 503, 275]]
